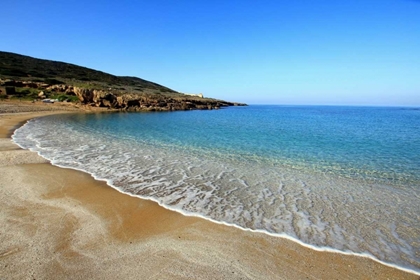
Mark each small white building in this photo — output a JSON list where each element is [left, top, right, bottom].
[[182, 93, 203, 98]]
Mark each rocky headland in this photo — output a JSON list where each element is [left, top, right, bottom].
[[0, 51, 246, 111]]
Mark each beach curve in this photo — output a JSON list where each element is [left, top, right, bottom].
[[0, 101, 418, 279]]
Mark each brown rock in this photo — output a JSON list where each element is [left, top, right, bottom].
[[73, 87, 94, 103]]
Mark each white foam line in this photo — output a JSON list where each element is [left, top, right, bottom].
[[11, 123, 420, 276], [94, 186, 420, 276]]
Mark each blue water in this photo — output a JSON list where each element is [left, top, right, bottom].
[[13, 105, 420, 272]]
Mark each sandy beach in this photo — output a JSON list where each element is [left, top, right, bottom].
[[0, 101, 418, 279]]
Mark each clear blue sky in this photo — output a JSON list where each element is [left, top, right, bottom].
[[1, 0, 419, 106]]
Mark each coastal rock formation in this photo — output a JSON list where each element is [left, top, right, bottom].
[[71, 86, 245, 111], [0, 52, 247, 111], [73, 87, 94, 103], [1, 80, 246, 111]]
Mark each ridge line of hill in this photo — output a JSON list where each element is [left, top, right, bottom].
[[0, 51, 246, 111]]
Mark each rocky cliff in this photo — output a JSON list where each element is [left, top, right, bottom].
[[71, 87, 241, 111], [1, 79, 245, 111], [0, 51, 247, 110]]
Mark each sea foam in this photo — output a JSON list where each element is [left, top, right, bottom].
[[12, 106, 420, 273]]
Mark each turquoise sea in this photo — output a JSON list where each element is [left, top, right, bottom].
[[13, 105, 420, 273]]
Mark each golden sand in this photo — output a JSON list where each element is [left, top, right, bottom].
[[0, 103, 417, 279]]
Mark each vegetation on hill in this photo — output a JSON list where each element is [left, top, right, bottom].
[[0, 51, 174, 92], [0, 51, 246, 110]]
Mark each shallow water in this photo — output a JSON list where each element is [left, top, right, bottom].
[[13, 105, 420, 272]]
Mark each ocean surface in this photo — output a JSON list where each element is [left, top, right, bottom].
[[13, 105, 420, 273]]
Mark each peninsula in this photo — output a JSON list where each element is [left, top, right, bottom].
[[0, 51, 246, 111]]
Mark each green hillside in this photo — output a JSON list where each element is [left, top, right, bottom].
[[0, 51, 245, 110], [0, 51, 175, 93]]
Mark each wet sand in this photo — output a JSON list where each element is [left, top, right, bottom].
[[0, 102, 418, 279]]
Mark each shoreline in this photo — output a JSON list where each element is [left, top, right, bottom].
[[45, 156, 420, 277], [1, 102, 418, 279]]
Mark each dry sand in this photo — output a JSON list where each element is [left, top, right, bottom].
[[0, 101, 418, 279]]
